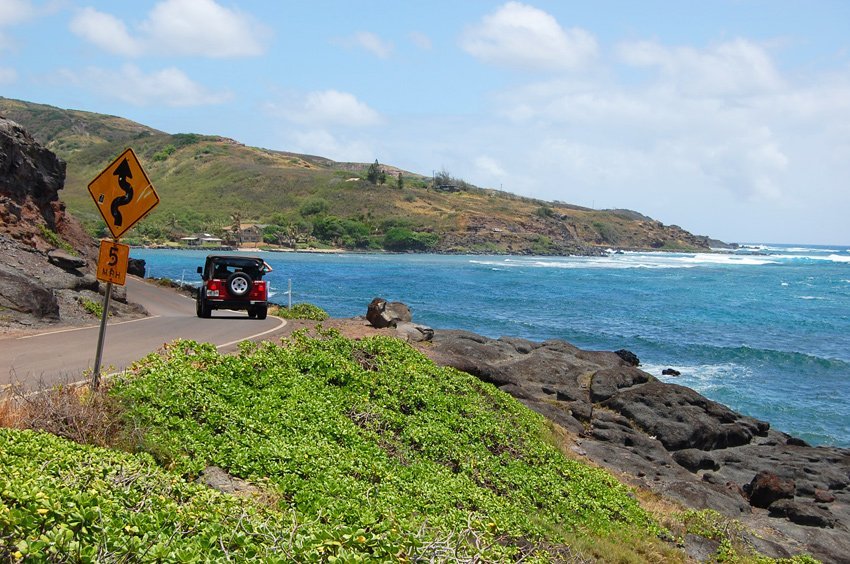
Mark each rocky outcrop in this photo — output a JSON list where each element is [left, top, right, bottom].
[[0, 116, 142, 330], [424, 330, 850, 563], [366, 297, 412, 328]]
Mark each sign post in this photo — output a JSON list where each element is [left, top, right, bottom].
[[87, 149, 158, 388]]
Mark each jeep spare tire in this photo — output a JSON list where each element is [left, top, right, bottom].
[[226, 272, 252, 297]]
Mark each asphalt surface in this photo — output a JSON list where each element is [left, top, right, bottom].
[[0, 276, 287, 391]]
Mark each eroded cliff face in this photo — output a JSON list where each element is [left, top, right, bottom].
[[0, 115, 98, 261], [0, 116, 140, 331]]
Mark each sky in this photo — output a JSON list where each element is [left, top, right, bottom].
[[1, 1, 849, 245]]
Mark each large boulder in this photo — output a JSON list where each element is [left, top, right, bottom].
[[127, 257, 146, 277], [746, 470, 795, 508], [366, 297, 412, 328], [0, 267, 59, 319]]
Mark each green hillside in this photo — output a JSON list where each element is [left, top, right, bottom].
[[0, 97, 715, 253]]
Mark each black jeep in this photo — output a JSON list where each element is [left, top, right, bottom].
[[196, 255, 271, 319]]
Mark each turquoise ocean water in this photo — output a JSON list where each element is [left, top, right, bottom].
[[133, 244, 850, 447]]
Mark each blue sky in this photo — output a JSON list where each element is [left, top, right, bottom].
[[2, 1, 849, 245]]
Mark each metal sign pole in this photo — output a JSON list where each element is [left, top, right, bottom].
[[92, 281, 112, 389]]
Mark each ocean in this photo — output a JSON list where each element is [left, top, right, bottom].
[[133, 244, 850, 448]]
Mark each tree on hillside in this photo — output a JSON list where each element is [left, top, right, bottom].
[[397, 172, 403, 190], [366, 160, 380, 184], [366, 159, 386, 185]]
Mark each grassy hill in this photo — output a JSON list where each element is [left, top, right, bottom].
[[0, 97, 716, 253]]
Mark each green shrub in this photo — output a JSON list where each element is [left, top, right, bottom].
[[272, 303, 329, 321], [79, 298, 103, 318], [383, 227, 438, 251], [38, 225, 76, 254]]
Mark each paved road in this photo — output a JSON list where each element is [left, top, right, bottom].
[[0, 276, 287, 390]]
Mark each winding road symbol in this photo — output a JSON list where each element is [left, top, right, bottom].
[[110, 158, 134, 227], [87, 148, 159, 239]]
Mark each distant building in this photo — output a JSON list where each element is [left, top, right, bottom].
[[180, 233, 223, 247]]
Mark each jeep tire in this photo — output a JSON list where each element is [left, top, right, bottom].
[[196, 295, 211, 318], [227, 272, 252, 297]]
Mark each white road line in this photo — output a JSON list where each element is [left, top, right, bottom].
[[216, 317, 287, 350], [16, 315, 162, 339]]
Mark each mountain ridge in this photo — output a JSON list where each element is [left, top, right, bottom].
[[0, 97, 722, 254]]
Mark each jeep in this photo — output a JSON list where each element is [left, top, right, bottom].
[[196, 255, 271, 319]]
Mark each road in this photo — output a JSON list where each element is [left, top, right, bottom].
[[0, 276, 287, 391]]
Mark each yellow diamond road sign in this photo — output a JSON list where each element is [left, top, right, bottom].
[[88, 148, 159, 239]]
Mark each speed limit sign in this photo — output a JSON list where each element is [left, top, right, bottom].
[[96, 240, 130, 286]]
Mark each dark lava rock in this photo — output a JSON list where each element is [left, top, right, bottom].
[[127, 257, 146, 277], [46, 248, 86, 271], [662, 368, 681, 376], [769, 499, 836, 528], [589, 367, 653, 402], [746, 471, 795, 508], [602, 381, 769, 451], [672, 449, 720, 472], [0, 267, 59, 319], [366, 297, 412, 328], [614, 348, 640, 366], [394, 321, 433, 342]]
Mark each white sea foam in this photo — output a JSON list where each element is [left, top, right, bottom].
[[644, 362, 749, 393], [468, 248, 850, 270]]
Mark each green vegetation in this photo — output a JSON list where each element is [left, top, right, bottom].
[[270, 303, 329, 321], [78, 298, 103, 318], [38, 224, 76, 255]]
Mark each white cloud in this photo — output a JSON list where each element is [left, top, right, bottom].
[[617, 38, 783, 96], [70, 7, 143, 57], [0, 0, 35, 26], [409, 31, 432, 50], [270, 90, 382, 128], [67, 64, 231, 107], [140, 0, 267, 57], [474, 155, 506, 178], [69, 0, 268, 58], [342, 31, 393, 59], [288, 129, 375, 163], [460, 1, 597, 71]]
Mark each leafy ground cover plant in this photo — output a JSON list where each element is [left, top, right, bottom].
[[107, 331, 670, 560], [270, 303, 329, 321]]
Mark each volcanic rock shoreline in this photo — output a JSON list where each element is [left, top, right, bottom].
[[418, 329, 850, 563]]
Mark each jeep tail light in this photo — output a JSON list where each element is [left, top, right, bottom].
[[207, 280, 221, 297], [250, 281, 266, 299]]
